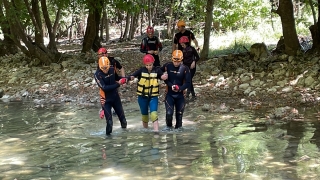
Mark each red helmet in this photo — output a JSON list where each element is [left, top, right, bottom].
[[146, 26, 154, 34], [179, 36, 189, 44], [97, 48, 107, 55], [143, 54, 155, 64]]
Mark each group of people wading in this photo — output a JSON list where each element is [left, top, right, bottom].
[[94, 20, 200, 135]]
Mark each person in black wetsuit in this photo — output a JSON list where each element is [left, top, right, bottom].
[[179, 36, 200, 101], [161, 50, 191, 129], [94, 57, 127, 135], [140, 26, 163, 67]]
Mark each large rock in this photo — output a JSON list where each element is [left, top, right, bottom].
[[250, 42, 269, 61]]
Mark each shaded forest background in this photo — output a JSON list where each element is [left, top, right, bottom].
[[0, 0, 320, 65]]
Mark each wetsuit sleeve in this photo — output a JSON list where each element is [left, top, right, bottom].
[[140, 38, 148, 53], [159, 63, 167, 72], [129, 68, 143, 79], [192, 46, 200, 62], [157, 37, 163, 51], [114, 59, 123, 70], [164, 79, 174, 88], [156, 68, 164, 79], [179, 67, 191, 91], [173, 34, 178, 45], [94, 71, 120, 92], [115, 72, 122, 81]]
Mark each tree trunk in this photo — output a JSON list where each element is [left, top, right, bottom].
[[40, 0, 59, 52], [29, 0, 44, 44], [105, 10, 110, 42], [0, 3, 18, 55], [276, 0, 300, 55], [123, 12, 131, 40], [129, 13, 138, 40], [100, 9, 106, 41], [82, 0, 103, 53], [309, 0, 320, 52], [148, 0, 152, 25], [167, 0, 174, 39], [140, 1, 145, 35], [2, 0, 54, 65], [200, 0, 214, 61]]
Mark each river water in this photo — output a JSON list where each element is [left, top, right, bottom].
[[1, 100, 320, 180]]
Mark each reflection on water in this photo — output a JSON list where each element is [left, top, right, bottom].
[[1, 101, 320, 180]]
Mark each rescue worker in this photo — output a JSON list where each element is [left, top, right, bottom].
[[94, 57, 128, 135], [140, 26, 163, 67], [172, 20, 200, 52], [129, 54, 168, 132], [97, 48, 125, 77], [179, 36, 200, 101], [97, 47, 126, 119], [161, 50, 191, 129]]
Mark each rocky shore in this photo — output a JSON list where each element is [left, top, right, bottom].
[[1, 43, 320, 120]]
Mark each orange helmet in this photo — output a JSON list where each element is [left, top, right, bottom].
[[143, 54, 155, 64], [179, 36, 189, 44], [177, 20, 186, 27], [98, 48, 107, 55], [172, 50, 183, 62], [98, 57, 110, 71], [146, 26, 154, 34]]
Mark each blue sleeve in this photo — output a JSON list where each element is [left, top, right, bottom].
[[94, 71, 120, 92]]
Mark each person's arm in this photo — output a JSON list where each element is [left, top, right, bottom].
[[156, 68, 167, 80], [140, 38, 148, 53], [179, 67, 191, 91], [94, 71, 120, 92], [157, 37, 163, 52], [120, 68, 125, 77], [193, 39, 199, 50], [114, 60, 126, 77], [190, 32, 200, 50], [172, 34, 178, 52], [129, 68, 142, 80], [192, 47, 200, 62]]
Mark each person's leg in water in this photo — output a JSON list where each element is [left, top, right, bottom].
[[149, 96, 159, 132], [165, 94, 175, 128], [112, 95, 127, 128], [138, 96, 149, 128], [103, 103, 113, 135], [174, 96, 185, 129]]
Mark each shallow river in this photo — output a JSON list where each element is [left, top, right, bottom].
[[1, 100, 320, 180]]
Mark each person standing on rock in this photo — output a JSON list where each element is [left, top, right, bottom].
[[128, 54, 168, 132], [97, 48, 126, 119], [94, 56, 128, 135], [140, 26, 163, 67], [161, 50, 191, 129], [179, 36, 199, 101], [172, 20, 200, 52]]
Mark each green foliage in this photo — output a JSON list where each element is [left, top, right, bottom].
[[213, 0, 270, 30]]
